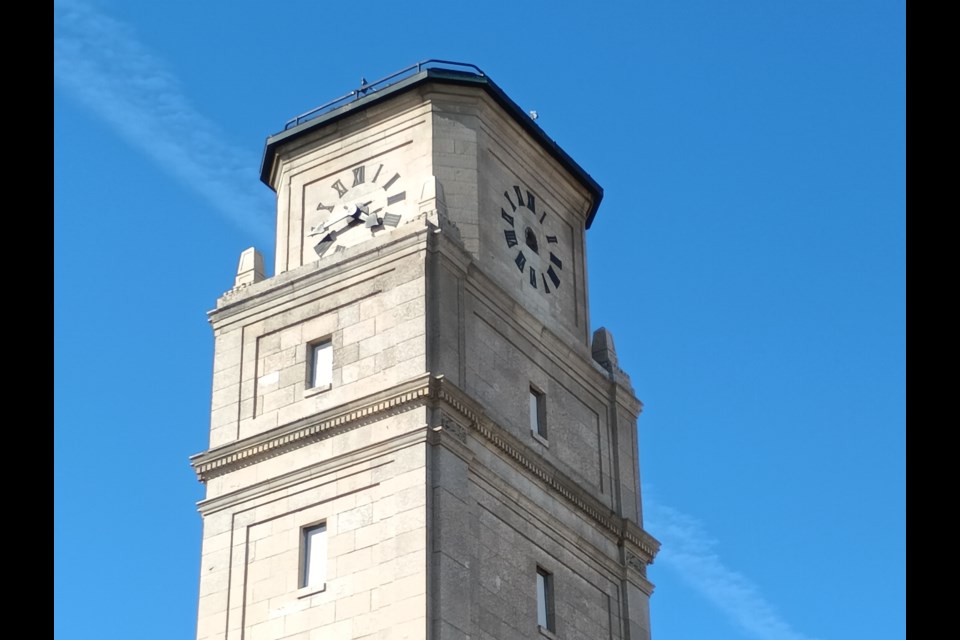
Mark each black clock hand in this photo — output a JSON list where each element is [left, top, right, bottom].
[[354, 201, 384, 228], [313, 213, 354, 257]]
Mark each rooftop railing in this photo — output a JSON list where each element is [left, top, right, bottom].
[[283, 59, 485, 130]]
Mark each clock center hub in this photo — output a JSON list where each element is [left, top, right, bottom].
[[524, 227, 539, 254]]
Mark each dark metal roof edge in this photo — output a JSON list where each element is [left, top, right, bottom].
[[259, 68, 603, 228], [471, 73, 604, 229], [259, 69, 436, 186]]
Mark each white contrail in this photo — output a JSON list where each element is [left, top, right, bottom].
[[53, 3, 818, 637], [645, 497, 820, 640], [53, 0, 274, 242]]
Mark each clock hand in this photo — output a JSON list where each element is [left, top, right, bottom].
[[318, 204, 361, 232], [350, 201, 384, 228], [313, 230, 336, 256], [310, 201, 383, 242], [312, 216, 353, 255], [307, 224, 330, 237], [308, 212, 353, 242]]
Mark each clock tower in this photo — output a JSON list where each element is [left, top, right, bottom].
[[191, 61, 659, 640]]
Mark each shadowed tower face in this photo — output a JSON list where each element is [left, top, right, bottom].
[[191, 61, 659, 640]]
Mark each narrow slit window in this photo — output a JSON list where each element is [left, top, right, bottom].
[[530, 387, 546, 439], [301, 523, 327, 589], [309, 340, 333, 389], [536, 566, 555, 632]]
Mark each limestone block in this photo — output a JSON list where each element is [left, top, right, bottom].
[[391, 544, 427, 580], [260, 385, 295, 414], [213, 342, 242, 373], [337, 304, 361, 329], [327, 530, 355, 558], [258, 332, 282, 358], [335, 590, 372, 620], [292, 602, 335, 633], [342, 318, 376, 346], [280, 324, 304, 351], [302, 314, 339, 343], [195, 612, 223, 640], [434, 555, 472, 626], [306, 619, 352, 640], [338, 504, 374, 535], [210, 384, 239, 412]]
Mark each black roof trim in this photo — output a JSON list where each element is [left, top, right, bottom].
[[260, 67, 603, 228]]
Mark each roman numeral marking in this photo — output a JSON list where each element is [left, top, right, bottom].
[[382, 173, 401, 191], [504, 229, 518, 248], [515, 251, 526, 272], [539, 212, 547, 224], [372, 164, 384, 183], [513, 186, 525, 208], [501, 209, 514, 227], [527, 193, 536, 214], [549, 252, 563, 269], [317, 202, 334, 212], [547, 265, 561, 288], [546, 235, 558, 244], [541, 273, 551, 293], [352, 166, 365, 187], [387, 191, 406, 205], [331, 179, 348, 197], [383, 213, 401, 227], [504, 190, 516, 211], [529, 267, 537, 288]]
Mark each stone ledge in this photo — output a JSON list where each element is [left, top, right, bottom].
[[190, 373, 659, 566], [432, 376, 659, 566], [191, 373, 434, 481]]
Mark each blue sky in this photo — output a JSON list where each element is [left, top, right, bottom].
[[54, 1, 905, 639]]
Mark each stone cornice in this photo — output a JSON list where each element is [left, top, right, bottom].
[[197, 427, 428, 517], [190, 374, 434, 481], [210, 218, 431, 327], [190, 373, 659, 566], [432, 376, 659, 566]]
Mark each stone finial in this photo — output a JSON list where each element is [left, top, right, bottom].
[[419, 175, 461, 241], [591, 327, 619, 372], [419, 175, 448, 217], [233, 247, 265, 289]]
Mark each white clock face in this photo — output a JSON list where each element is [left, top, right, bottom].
[[305, 163, 408, 257], [499, 184, 564, 294]]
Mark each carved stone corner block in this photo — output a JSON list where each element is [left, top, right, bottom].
[[439, 414, 468, 445], [626, 552, 648, 577]]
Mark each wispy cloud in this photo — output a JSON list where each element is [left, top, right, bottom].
[[53, 0, 274, 241], [645, 497, 820, 640], [53, 4, 815, 636]]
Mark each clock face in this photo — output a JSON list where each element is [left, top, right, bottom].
[[499, 184, 563, 294], [306, 163, 408, 257]]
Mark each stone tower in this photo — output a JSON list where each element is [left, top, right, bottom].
[[191, 61, 659, 640]]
